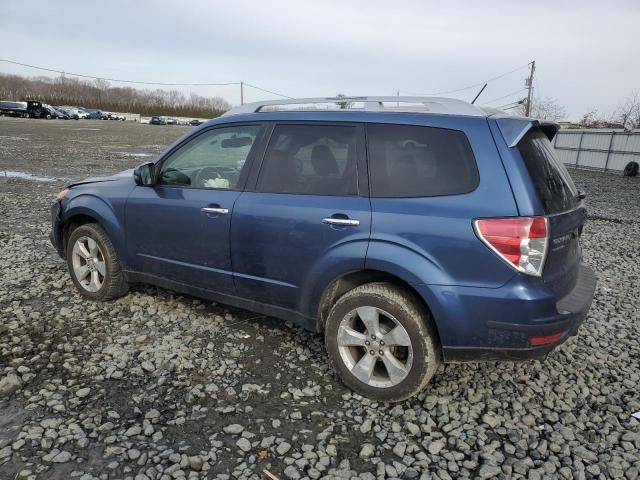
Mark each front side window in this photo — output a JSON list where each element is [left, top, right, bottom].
[[368, 124, 479, 198], [256, 124, 359, 196], [158, 125, 261, 189]]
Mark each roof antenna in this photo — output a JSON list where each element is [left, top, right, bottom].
[[471, 83, 488, 104]]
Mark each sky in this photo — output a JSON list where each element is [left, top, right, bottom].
[[1, 0, 639, 120]]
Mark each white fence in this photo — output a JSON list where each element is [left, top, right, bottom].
[[554, 129, 640, 173]]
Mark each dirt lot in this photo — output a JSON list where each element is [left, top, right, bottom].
[[0, 117, 639, 480]]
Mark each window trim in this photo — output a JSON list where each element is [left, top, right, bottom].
[[365, 122, 480, 199], [152, 122, 267, 192], [247, 121, 369, 197]]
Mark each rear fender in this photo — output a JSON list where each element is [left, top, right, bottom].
[[298, 240, 369, 320], [365, 240, 451, 286]]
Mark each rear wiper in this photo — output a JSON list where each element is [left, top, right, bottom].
[[576, 190, 586, 201]]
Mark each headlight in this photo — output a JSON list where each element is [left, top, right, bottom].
[[56, 188, 69, 201]]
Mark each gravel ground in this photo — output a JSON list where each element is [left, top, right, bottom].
[[0, 117, 639, 480]]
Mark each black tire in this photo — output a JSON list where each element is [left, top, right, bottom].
[[66, 223, 129, 301], [623, 161, 639, 177], [325, 282, 440, 402]]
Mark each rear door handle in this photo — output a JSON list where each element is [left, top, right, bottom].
[[322, 217, 360, 226], [201, 207, 229, 215]]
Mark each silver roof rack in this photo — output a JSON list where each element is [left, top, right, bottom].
[[224, 96, 488, 117]]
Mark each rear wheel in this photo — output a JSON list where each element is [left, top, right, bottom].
[[66, 223, 128, 301], [325, 283, 440, 402]]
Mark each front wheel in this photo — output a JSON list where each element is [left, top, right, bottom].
[[66, 223, 128, 301], [325, 283, 440, 402]]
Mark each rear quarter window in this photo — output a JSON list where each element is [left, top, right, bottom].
[[517, 129, 578, 214], [367, 124, 479, 197]]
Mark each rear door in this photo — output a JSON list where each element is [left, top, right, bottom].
[[230, 122, 371, 313], [516, 128, 586, 299]]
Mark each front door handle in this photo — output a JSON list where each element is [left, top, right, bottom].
[[201, 207, 229, 215], [322, 217, 360, 226]]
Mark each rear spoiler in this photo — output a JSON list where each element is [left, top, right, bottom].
[[493, 116, 560, 148]]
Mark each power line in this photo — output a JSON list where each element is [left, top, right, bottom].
[[243, 82, 293, 99], [0, 58, 240, 86], [479, 88, 527, 106], [496, 99, 524, 109], [408, 62, 530, 96]]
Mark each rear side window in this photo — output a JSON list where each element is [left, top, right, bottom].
[[518, 129, 578, 213], [257, 124, 358, 196], [367, 124, 479, 197]]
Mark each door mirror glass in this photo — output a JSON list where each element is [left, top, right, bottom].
[[133, 162, 155, 186]]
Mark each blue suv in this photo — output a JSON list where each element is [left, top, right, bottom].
[[50, 97, 596, 401]]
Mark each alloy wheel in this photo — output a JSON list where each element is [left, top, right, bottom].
[[71, 236, 106, 292], [337, 306, 413, 388]]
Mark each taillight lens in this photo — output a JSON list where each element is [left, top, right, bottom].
[[473, 216, 548, 277]]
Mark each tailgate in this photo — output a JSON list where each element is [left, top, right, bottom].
[[517, 128, 585, 299]]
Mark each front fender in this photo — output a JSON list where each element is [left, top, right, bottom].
[[63, 194, 126, 263]]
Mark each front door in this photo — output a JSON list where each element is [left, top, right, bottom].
[[125, 123, 264, 293]]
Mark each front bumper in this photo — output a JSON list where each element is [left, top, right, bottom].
[[50, 200, 65, 258], [418, 264, 597, 362]]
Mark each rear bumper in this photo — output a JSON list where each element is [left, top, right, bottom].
[[417, 264, 596, 362], [50, 200, 65, 258]]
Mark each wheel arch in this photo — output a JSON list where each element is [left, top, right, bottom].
[[62, 196, 125, 261], [62, 212, 100, 253], [316, 269, 443, 350]]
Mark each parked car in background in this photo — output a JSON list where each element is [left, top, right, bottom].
[[0, 101, 29, 118], [52, 107, 71, 120], [105, 112, 124, 121], [56, 107, 80, 120], [29, 102, 66, 119], [150, 116, 166, 125], [79, 108, 104, 120], [166, 117, 177, 125], [26, 101, 63, 119], [50, 96, 596, 401], [190, 119, 203, 126], [71, 107, 90, 119]]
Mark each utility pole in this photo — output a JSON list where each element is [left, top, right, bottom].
[[240, 81, 244, 105], [525, 60, 535, 116]]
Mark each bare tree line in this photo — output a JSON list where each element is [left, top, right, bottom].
[[579, 92, 640, 129], [516, 96, 566, 122], [0, 73, 230, 118], [515, 93, 640, 129]]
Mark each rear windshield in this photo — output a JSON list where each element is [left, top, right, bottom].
[[517, 129, 578, 214]]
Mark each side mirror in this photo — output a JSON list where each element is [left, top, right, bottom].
[[133, 162, 155, 186]]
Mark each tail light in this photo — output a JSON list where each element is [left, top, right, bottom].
[[473, 216, 548, 277]]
